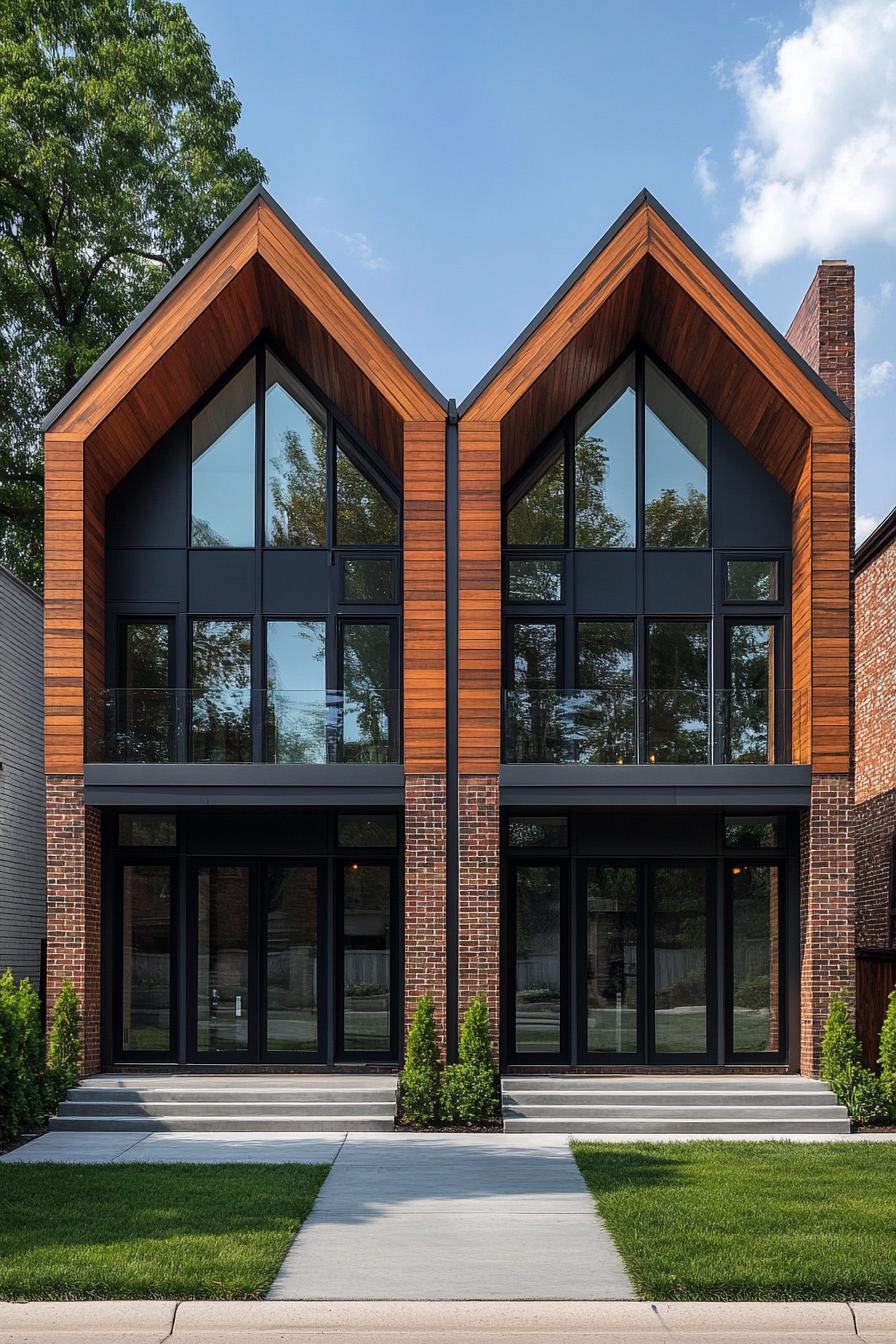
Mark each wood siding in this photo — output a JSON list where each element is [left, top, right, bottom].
[[403, 421, 447, 773], [458, 421, 502, 774]]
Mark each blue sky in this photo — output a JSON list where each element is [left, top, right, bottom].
[[188, 0, 895, 538]]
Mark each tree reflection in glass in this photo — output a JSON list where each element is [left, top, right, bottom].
[[728, 623, 775, 763], [647, 622, 709, 763], [514, 865, 562, 1054], [336, 437, 398, 545], [264, 353, 327, 547], [266, 620, 327, 763], [191, 619, 251, 762], [507, 452, 565, 545], [341, 622, 392, 762], [652, 865, 707, 1055], [577, 622, 635, 763], [644, 358, 708, 548], [575, 354, 636, 548]]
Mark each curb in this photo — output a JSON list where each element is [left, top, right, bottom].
[[0, 1300, 895, 1339]]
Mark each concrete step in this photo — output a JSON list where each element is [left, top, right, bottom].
[[503, 1116, 851, 1135], [502, 1074, 828, 1091], [57, 1100, 396, 1119], [501, 1088, 839, 1108], [67, 1086, 396, 1105], [503, 1104, 845, 1122], [49, 1114, 393, 1132]]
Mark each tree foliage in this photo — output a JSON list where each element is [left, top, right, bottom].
[[0, 0, 265, 586]]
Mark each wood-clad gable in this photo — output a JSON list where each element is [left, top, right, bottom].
[[43, 192, 447, 776], [459, 196, 852, 776]]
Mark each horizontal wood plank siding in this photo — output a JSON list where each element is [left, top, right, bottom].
[[404, 420, 447, 773], [458, 421, 502, 774]]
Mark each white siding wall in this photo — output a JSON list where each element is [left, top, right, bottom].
[[0, 567, 45, 985]]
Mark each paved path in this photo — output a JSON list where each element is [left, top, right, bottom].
[[0, 1130, 345, 1163], [268, 1132, 634, 1300]]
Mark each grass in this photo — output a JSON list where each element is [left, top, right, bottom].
[[0, 1163, 329, 1301], [573, 1141, 896, 1301]]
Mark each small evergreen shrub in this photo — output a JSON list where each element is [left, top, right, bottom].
[[400, 994, 441, 1125], [879, 988, 896, 1103], [841, 1061, 892, 1126], [820, 989, 861, 1102], [14, 977, 45, 1131], [47, 979, 82, 1104], [0, 968, 23, 1140], [440, 994, 500, 1127]]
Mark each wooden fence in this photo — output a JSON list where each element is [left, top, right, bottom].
[[856, 948, 896, 1068]]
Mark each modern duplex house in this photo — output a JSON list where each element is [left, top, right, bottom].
[[41, 188, 854, 1088], [0, 564, 45, 986]]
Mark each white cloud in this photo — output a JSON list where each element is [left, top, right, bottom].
[[723, 1, 896, 274], [693, 147, 719, 199], [857, 359, 896, 399], [856, 279, 894, 341], [857, 513, 882, 542], [332, 230, 390, 272]]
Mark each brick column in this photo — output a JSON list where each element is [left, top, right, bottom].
[[800, 774, 854, 1074], [457, 774, 500, 1037], [403, 774, 448, 1056], [46, 775, 101, 1076]]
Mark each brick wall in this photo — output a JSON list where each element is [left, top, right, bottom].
[[403, 773, 447, 1055], [46, 776, 101, 1075], [854, 786, 896, 949], [458, 774, 500, 1040], [800, 774, 854, 1073], [787, 261, 856, 420], [856, 546, 896, 804]]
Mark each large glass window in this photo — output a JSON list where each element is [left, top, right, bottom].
[[647, 622, 709, 764], [507, 452, 565, 546], [644, 358, 709, 547], [727, 623, 776, 764], [585, 865, 638, 1054], [575, 354, 636, 548], [506, 621, 560, 763], [121, 621, 172, 763], [121, 864, 172, 1054], [191, 360, 256, 547], [336, 437, 398, 545], [577, 621, 635, 764], [514, 865, 562, 1054], [730, 864, 780, 1054], [191, 619, 252, 762], [196, 864, 250, 1054], [652, 865, 708, 1055], [341, 622, 394, 762], [342, 864, 392, 1052], [266, 620, 327, 763], [265, 864, 319, 1053], [264, 352, 327, 546]]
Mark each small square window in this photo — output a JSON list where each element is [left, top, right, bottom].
[[507, 558, 563, 602], [507, 816, 568, 848], [343, 557, 395, 602], [724, 816, 780, 849], [338, 814, 398, 847], [118, 814, 177, 847], [726, 559, 780, 602]]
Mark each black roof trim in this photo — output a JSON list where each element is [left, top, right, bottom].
[[856, 504, 896, 572], [456, 188, 850, 422], [42, 184, 447, 432]]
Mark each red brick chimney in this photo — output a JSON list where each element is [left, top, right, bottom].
[[786, 260, 856, 426]]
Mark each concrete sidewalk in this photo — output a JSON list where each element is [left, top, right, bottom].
[[0, 1131, 346, 1163], [268, 1132, 634, 1300], [1, 1300, 895, 1342]]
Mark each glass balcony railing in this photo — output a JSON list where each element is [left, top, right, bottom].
[[503, 688, 807, 765], [86, 689, 400, 765]]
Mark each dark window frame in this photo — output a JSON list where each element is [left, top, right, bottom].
[[723, 554, 785, 606]]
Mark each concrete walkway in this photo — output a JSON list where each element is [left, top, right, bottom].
[[0, 1131, 345, 1163], [268, 1132, 634, 1300]]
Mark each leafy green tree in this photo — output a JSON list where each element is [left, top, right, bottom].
[[0, 0, 266, 586]]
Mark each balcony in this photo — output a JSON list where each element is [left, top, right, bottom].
[[503, 687, 807, 766], [86, 688, 400, 765]]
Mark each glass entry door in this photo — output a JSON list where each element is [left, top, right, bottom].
[[336, 860, 398, 1060], [188, 860, 326, 1063]]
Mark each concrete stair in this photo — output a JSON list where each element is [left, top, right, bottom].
[[501, 1074, 851, 1136], [50, 1074, 397, 1132]]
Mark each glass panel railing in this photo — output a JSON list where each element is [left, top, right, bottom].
[[86, 689, 400, 764], [503, 689, 806, 765]]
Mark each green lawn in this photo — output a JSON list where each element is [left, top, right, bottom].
[[573, 1142, 896, 1301], [0, 1163, 329, 1301]]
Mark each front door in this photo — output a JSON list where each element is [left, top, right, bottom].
[[508, 858, 716, 1065], [188, 860, 326, 1063]]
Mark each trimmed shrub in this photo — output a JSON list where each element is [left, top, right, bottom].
[[841, 1061, 893, 1127], [440, 994, 500, 1127], [47, 979, 82, 1104], [0, 969, 23, 1140], [400, 994, 441, 1125], [820, 989, 861, 1101], [14, 977, 45, 1131], [879, 988, 896, 1103]]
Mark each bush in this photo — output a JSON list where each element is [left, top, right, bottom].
[[0, 969, 23, 1141], [841, 1061, 893, 1126], [820, 990, 861, 1100], [15, 977, 45, 1131], [47, 980, 82, 1105], [879, 988, 896, 1103], [400, 994, 441, 1125], [439, 994, 500, 1127]]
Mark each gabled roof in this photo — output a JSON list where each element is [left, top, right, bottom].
[[457, 188, 850, 423], [856, 505, 896, 573], [43, 184, 447, 433]]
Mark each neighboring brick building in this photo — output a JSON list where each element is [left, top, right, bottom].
[[0, 565, 45, 985], [855, 510, 896, 949], [40, 187, 855, 1080]]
